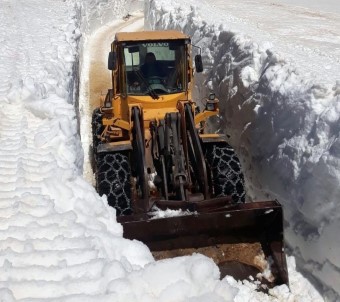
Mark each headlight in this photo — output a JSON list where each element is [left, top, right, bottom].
[[206, 101, 216, 111], [206, 94, 219, 111], [208, 93, 215, 100], [104, 100, 112, 108]]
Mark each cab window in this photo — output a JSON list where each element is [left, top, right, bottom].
[[122, 41, 187, 96]]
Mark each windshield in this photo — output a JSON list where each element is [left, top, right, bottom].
[[123, 40, 187, 96]]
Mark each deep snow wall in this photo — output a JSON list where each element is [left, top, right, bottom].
[[79, 0, 143, 34], [145, 0, 340, 299], [0, 0, 151, 300]]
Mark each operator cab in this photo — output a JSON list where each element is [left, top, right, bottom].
[[123, 40, 187, 95], [108, 31, 204, 98]]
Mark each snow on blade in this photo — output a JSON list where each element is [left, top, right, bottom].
[[149, 206, 195, 219]]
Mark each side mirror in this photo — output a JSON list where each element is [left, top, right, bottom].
[[108, 51, 117, 70], [195, 54, 203, 73]]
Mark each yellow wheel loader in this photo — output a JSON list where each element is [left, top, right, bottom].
[[92, 30, 289, 287]]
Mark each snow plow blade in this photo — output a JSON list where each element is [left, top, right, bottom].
[[118, 200, 289, 287]]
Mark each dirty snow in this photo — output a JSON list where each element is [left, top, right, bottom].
[[0, 0, 336, 301]]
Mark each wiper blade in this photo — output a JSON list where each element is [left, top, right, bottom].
[[133, 68, 159, 100]]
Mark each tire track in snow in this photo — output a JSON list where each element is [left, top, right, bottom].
[[0, 105, 45, 194], [0, 102, 108, 299]]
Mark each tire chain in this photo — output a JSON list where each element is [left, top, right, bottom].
[[92, 109, 104, 159], [206, 143, 245, 203], [96, 152, 132, 215]]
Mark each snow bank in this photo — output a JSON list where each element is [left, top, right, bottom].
[[145, 0, 340, 299], [0, 0, 153, 300], [79, 0, 143, 34]]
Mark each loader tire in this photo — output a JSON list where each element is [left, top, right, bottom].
[[96, 152, 132, 215], [205, 142, 245, 203], [92, 108, 104, 158]]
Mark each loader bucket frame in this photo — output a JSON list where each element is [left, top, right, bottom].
[[118, 200, 289, 286]]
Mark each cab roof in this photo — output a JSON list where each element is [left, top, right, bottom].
[[115, 30, 190, 42]]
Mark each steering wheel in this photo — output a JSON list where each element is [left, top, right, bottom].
[[147, 76, 166, 85]]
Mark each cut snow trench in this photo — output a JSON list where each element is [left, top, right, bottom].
[[78, 4, 325, 301], [0, 0, 329, 300]]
